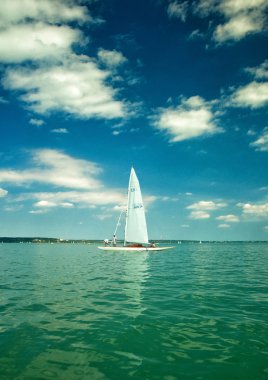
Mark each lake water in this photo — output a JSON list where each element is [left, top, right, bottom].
[[0, 242, 267, 380]]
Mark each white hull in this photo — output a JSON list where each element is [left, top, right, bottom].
[[98, 246, 174, 252]]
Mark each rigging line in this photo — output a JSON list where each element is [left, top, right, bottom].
[[113, 208, 124, 237]]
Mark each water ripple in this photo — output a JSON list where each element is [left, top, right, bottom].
[[0, 242, 267, 379]]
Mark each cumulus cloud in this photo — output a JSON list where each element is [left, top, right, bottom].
[[187, 200, 226, 220], [29, 118, 45, 126], [216, 214, 239, 222], [94, 214, 113, 220], [51, 128, 69, 134], [237, 202, 268, 219], [3, 58, 126, 119], [167, 1, 188, 22], [0, 149, 157, 213], [152, 96, 223, 142], [250, 127, 268, 152], [218, 223, 230, 228], [187, 200, 227, 210], [0, 0, 127, 121], [0, 149, 102, 190], [195, 0, 268, 43], [24, 190, 128, 212], [230, 82, 268, 109], [0, 188, 8, 197], [227, 61, 268, 109], [0, 0, 89, 64], [245, 60, 268, 80], [0, 0, 89, 27], [189, 210, 210, 219], [213, 13, 265, 43], [98, 49, 127, 68], [0, 23, 82, 63], [33, 200, 74, 209]]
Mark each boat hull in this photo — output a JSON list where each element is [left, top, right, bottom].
[[98, 246, 174, 252]]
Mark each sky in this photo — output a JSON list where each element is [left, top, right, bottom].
[[0, 0, 268, 241]]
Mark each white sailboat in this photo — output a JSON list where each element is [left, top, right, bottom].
[[98, 167, 173, 252]]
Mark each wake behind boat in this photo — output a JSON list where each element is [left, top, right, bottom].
[[98, 167, 173, 252]]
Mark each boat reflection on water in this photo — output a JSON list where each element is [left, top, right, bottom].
[[115, 251, 149, 319]]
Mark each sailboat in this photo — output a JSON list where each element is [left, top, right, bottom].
[[98, 167, 173, 252]]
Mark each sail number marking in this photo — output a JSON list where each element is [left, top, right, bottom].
[[133, 203, 143, 209]]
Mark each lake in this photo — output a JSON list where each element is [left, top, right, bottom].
[[0, 242, 267, 379]]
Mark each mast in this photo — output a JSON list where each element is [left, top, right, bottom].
[[124, 167, 133, 246]]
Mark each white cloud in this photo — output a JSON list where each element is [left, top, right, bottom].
[[33, 200, 74, 209], [187, 200, 226, 220], [29, 209, 48, 214], [29, 118, 45, 126], [0, 0, 127, 121], [195, 0, 268, 43], [94, 214, 113, 220], [213, 13, 265, 43], [189, 211, 210, 219], [98, 49, 127, 68], [247, 129, 256, 136], [250, 127, 268, 152], [230, 82, 268, 109], [0, 0, 89, 27], [218, 0, 267, 16], [0, 0, 89, 64], [0, 24, 82, 63], [34, 200, 57, 208], [22, 189, 156, 213], [0, 149, 102, 190], [218, 223, 230, 228], [0, 188, 8, 197], [5, 205, 23, 212], [216, 214, 239, 222], [188, 29, 205, 40], [23, 190, 127, 211], [112, 130, 121, 136], [167, 1, 188, 22], [245, 60, 268, 80], [187, 200, 226, 210], [51, 128, 69, 134], [0, 149, 157, 212], [237, 202, 268, 219], [152, 96, 222, 142], [3, 58, 126, 119]]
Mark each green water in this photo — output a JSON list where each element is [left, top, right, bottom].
[[0, 242, 267, 380]]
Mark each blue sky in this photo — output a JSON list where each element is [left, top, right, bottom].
[[0, 0, 268, 240]]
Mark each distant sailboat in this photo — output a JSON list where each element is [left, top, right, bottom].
[[98, 167, 173, 252]]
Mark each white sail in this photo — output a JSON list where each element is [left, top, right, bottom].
[[124, 167, 149, 245], [98, 167, 174, 251]]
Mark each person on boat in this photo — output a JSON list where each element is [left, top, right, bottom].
[[150, 242, 156, 248], [112, 234, 117, 246], [104, 239, 109, 246]]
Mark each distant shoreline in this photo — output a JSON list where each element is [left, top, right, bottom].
[[0, 237, 267, 244]]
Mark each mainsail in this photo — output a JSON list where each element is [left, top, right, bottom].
[[124, 167, 149, 245]]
